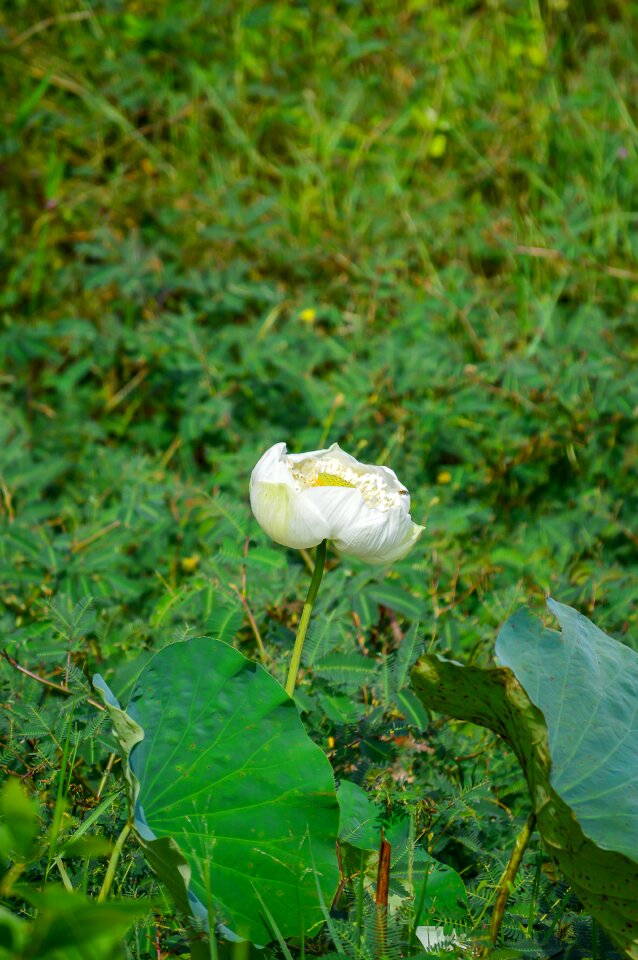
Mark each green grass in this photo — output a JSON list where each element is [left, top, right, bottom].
[[1, 1, 637, 957]]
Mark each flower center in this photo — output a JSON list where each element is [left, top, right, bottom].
[[312, 473, 356, 488], [289, 456, 408, 512]]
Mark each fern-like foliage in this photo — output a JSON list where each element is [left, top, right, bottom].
[[313, 653, 380, 689], [302, 609, 349, 667]]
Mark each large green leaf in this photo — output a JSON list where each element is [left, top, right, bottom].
[[497, 598, 638, 862], [411, 599, 638, 959], [94, 638, 340, 945]]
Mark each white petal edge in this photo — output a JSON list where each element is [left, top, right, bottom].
[[249, 441, 423, 562], [249, 479, 331, 549]]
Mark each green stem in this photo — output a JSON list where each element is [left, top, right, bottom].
[[285, 540, 327, 697], [54, 855, 74, 892], [485, 812, 536, 954], [46, 712, 73, 881], [97, 822, 131, 902], [355, 850, 365, 953], [186, 930, 213, 960]]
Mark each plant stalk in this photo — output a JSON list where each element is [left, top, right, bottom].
[[355, 850, 365, 953], [285, 539, 327, 697], [375, 834, 391, 959], [186, 930, 213, 960], [485, 812, 536, 953], [98, 822, 131, 902]]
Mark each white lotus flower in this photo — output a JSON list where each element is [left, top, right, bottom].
[[249, 442, 424, 565]]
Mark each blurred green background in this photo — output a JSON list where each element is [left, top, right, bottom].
[[2, 0, 636, 651], [2, 1, 638, 955]]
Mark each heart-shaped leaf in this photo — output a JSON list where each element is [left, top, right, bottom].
[[497, 598, 638, 862], [411, 599, 638, 958], [95, 637, 339, 945]]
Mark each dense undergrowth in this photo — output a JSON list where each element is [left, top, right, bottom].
[[1, 1, 637, 957]]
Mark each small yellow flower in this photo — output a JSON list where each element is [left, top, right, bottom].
[[181, 554, 201, 572], [436, 470, 452, 484], [526, 44, 547, 67], [299, 308, 316, 323], [428, 134, 447, 158]]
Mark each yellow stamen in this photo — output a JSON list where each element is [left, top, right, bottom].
[[312, 473, 356, 488]]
